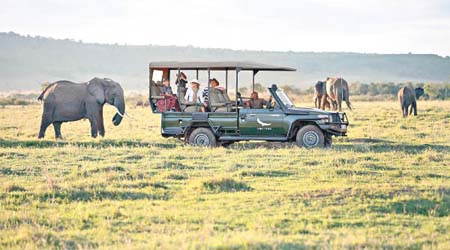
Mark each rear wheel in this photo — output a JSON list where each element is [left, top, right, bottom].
[[188, 128, 217, 147], [296, 125, 325, 148]]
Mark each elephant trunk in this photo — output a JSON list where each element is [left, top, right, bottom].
[[112, 96, 125, 126]]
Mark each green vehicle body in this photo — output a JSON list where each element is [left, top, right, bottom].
[[160, 85, 348, 142], [149, 61, 349, 146]]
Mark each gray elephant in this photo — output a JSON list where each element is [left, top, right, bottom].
[[398, 86, 424, 117], [323, 77, 351, 112], [37, 78, 125, 139], [314, 81, 325, 109]]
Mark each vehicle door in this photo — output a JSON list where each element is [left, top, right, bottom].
[[239, 107, 287, 136]]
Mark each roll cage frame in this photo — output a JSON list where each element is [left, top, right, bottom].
[[148, 61, 296, 113]]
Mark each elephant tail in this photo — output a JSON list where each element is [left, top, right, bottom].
[[37, 83, 56, 101], [343, 88, 352, 110]]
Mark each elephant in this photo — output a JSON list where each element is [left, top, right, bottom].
[[398, 86, 424, 117], [37, 77, 125, 139], [323, 77, 352, 111], [314, 81, 325, 109], [314, 81, 332, 110]]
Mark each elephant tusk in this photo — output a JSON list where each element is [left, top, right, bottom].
[[113, 107, 134, 120], [114, 107, 125, 118]]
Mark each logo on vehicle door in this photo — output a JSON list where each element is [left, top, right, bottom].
[[257, 118, 271, 127]]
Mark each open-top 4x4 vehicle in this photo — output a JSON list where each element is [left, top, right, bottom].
[[149, 61, 348, 148]]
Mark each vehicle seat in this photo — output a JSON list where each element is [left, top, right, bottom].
[[209, 88, 228, 112], [183, 105, 201, 112], [150, 82, 164, 110]]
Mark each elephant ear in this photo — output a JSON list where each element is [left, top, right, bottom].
[[87, 78, 105, 104]]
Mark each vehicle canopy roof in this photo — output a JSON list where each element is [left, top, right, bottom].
[[149, 61, 296, 71]]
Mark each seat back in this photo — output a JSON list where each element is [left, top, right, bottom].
[[184, 105, 201, 112], [209, 88, 223, 104], [151, 82, 161, 99], [221, 89, 231, 103]]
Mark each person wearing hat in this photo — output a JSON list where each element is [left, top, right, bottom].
[[184, 79, 204, 104]]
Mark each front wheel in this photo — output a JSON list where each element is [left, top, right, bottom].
[[296, 125, 325, 148], [188, 128, 217, 147]]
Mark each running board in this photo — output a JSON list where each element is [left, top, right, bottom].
[[219, 136, 288, 142]]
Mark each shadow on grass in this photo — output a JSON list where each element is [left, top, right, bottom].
[[203, 178, 252, 193], [371, 197, 450, 217], [333, 143, 450, 154], [4, 189, 171, 203], [0, 139, 177, 149], [211, 242, 311, 250]]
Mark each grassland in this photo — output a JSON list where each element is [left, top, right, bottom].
[[0, 101, 449, 249]]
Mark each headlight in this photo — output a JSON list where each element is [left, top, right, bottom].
[[318, 115, 329, 123]]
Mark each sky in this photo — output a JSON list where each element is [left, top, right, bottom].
[[1, 0, 450, 56]]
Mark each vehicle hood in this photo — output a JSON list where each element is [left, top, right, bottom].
[[286, 107, 337, 115]]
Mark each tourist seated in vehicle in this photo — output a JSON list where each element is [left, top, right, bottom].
[[245, 91, 272, 109], [184, 80, 205, 112], [156, 78, 181, 112], [160, 78, 174, 95], [203, 78, 225, 111]]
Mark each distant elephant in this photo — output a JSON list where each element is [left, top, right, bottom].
[[314, 81, 332, 110], [323, 77, 352, 111], [398, 86, 424, 117], [37, 77, 125, 139], [314, 81, 325, 108]]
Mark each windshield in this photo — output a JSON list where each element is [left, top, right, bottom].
[[276, 89, 295, 108]]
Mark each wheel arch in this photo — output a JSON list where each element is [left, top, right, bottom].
[[183, 121, 216, 141], [287, 120, 321, 141]]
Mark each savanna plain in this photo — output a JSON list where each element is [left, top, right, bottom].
[[1, 101, 449, 249]]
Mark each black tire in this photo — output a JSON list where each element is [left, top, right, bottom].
[[188, 128, 217, 147], [296, 125, 325, 148], [324, 133, 333, 148]]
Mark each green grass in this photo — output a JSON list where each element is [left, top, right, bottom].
[[0, 101, 449, 249]]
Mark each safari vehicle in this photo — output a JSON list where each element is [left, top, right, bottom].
[[149, 61, 348, 148]]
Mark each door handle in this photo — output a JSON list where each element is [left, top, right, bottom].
[[248, 114, 256, 117]]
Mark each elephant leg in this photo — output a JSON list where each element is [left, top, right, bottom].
[[38, 110, 52, 138], [89, 117, 98, 138], [53, 121, 63, 139], [321, 96, 327, 110], [98, 107, 105, 137], [338, 100, 342, 112], [412, 101, 417, 116]]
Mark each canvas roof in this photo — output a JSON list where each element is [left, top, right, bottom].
[[149, 61, 296, 71]]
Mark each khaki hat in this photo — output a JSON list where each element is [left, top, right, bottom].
[[190, 79, 200, 86]]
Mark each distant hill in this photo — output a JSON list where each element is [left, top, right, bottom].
[[1, 32, 449, 91]]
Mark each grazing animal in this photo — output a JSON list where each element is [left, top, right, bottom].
[[398, 86, 424, 117], [323, 77, 352, 111], [37, 78, 125, 139], [135, 99, 150, 108]]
